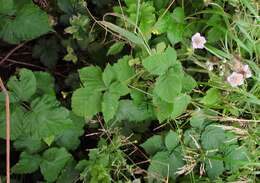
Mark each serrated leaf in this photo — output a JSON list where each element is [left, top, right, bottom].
[[205, 158, 224, 179], [167, 23, 184, 45], [224, 146, 249, 172], [181, 74, 197, 93], [153, 13, 171, 34], [165, 131, 179, 151], [153, 0, 170, 10], [171, 94, 191, 119], [107, 42, 125, 55], [40, 147, 72, 182], [0, 106, 24, 140], [57, 0, 75, 14], [0, 4, 51, 44], [102, 92, 119, 122], [43, 135, 55, 146], [34, 71, 55, 96], [56, 113, 85, 150], [109, 81, 130, 96], [154, 67, 182, 103], [148, 151, 184, 182], [56, 159, 79, 183], [190, 109, 206, 129], [7, 68, 36, 101], [102, 64, 116, 87], [183, 129, 200, 149], [152, 95, 173, 122], [201, 88, 222, 106], [113, 56, 135, 82], [23, 95, 74, 139], [130, 89, 145, 105], [142, 47, 177, 75], [32, 37, 60, 69], [14, 136, 43, 154], [115, 100, 154, 122], [201, 125, 225, 150], [12, 152, 42, 174], [0, 0, 14, 15], [140, 135, 164, 156], [172, 7, 185, 23], [79, 66, 106, 91], [72, 87, 102, 118]]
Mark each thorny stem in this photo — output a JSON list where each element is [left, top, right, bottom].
[[0, 78, 10, 183]]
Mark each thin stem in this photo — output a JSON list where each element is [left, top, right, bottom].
[[0, 42, 26, 65]]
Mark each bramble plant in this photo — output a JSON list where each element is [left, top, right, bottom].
[[0, 0, 259, 182]]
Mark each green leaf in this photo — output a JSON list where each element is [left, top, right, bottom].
[[57, 0, 74, 14], [201, 88, 222, 107], [12, 152, 42, 174], [152, 95, 173, 122], [32, 37, 60, 69], [14, 136, 43, 153], [0, 0, 14, 14], [23, 95, 74, 140], [181, 74, 197, 93], [79, 66, 106, 91], [205, 158, 224, 179], [165, 131, 179, 151], [142, 47, 177, 75], [113, 56, 135, 82], [0, 106, 24, 140], [201, 125, 225, 150], [224, 146, 249, 172], [167, 23, 184, 45], [57, 159, 79, 183], [115, 100, 155, 122], [0, 4, 51, 44], [109, 81, 130, 96], [43, 135, 55, 146], [183, 129, 200, 149], [172, 7, 185, 23], [171, 94, 191, 119], [56, 113, 85, 150], [102, 92, 119, 122], [140, 135, 164, 156], [34, 71, 55, 96], [130, 89, 146, 105], [153, 13, 171, 34], [154, 67, 182, 103], [107, 42, 125, 55], [72, 87, 102, 118], [101, 21, 145, 46], [190, 109, 206, 129], [40, 147, 72, 182], [7, 68, 36, 101], [152, 0, 170, 10], [148, 151, 184, 182], [102, 64, 116, 87]]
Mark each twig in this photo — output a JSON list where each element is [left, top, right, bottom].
[[208, 116, 260, 123], [160, 0, 176, 19], [0, 57, 66, 78], [0, 42, 26, 65], [0, 78, 10, 183]]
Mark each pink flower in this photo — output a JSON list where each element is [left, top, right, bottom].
[[192, 33, 206, 49], [227, 72, 244, 87], [242, 64, 252, 78]]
